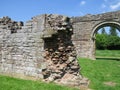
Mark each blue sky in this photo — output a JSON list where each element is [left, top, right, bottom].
[[0, 0, 120, 22]]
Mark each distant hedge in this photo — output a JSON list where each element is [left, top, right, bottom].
[[96, 34, 120, 50]]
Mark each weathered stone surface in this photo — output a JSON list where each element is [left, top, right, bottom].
[[40, 14, 89, 88], [0, 16, 23, 33], [0, 15, 45, 80], [72, 10, 120, 59]]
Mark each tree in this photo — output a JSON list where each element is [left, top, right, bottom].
[[101, 27, 107, 34], [107, 35, 120, 50], [109, 26, 118, 36], [96, 26, 120, 50], [96, 34, 109, 49]]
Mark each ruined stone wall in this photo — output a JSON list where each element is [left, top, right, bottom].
[[0, 14, 88, 87], [0, 15, 45, 79], [72, 10, 120, 59], [41, 14, 89, 87]]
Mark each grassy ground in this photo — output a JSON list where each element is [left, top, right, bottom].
[[78, 50, 120, 90], [0, 75, 78, 90], [96, 50, 120, 58], [78, 58, 120, 90]]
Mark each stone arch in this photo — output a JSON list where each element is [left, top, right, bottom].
[[72, 11, 120, 59], [91, 21, 120, 39], [91, 21, 120, 59]]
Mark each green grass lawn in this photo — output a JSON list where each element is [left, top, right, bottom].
[[78, 50, 120, 90], [78, 58, 120, 90], [0, 75, 78, 90], [96, 50, 120, 58]]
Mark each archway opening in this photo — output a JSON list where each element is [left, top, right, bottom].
[[92, 22, 120, 60]]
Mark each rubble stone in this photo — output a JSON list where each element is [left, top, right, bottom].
[[41, 14, 89, 88], [0, 16, 23, 33]]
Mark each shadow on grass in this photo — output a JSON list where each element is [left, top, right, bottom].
[[96, 57, 120, 61]]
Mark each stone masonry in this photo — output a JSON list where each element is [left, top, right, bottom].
[[0, 10, 120, 88], [72, 10, 120, 59], [0, 14, 89, 88], [0, 15, 45, 79], [41, 14, 88, 87]]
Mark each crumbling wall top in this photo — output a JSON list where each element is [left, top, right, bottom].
[[72, 10, 120, 23], [0, 16, 23, 33]]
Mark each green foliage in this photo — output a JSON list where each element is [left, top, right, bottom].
[[96, 26, 120, 50], [0, 75, 78, 90], [107, 35, 120, 49], [96, 34, 109, 49], [96, 34, 120, 50]]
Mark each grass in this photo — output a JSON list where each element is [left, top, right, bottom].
[[96, 50, 120, 58], [78, 50, 120, 90], [0, 75, 78, 90]]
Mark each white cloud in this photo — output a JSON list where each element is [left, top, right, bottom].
[[80, 1, 86, 5], [110, 2, 120, 10]]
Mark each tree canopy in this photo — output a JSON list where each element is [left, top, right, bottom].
[[96, 26, 120, 50]]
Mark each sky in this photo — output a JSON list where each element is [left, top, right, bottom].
[[1, 0, 120, 22]]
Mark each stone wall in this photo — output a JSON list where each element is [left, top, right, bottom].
[[72, 10, 120, 59], [0, 14, 89, 88], [41, 14, 89, 87], [0, 15, 45, 79]]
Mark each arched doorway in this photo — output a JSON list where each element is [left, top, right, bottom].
[[91, 21, 120, 59]]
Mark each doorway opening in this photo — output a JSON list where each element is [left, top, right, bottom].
[[92, 22, 120, 60]]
